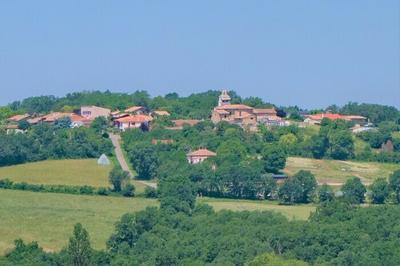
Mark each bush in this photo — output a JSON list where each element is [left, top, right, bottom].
[[122, 184, 135, 197], [96, 187, 110, 196], [144, 186, 158, 198]]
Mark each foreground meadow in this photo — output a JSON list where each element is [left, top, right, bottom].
[[0, 190, 315, 254]]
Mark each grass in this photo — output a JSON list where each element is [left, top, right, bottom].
[[0, 159, 147, 193], [0, 190, 158, 254], [200, 197, 315, 220], [0, 190, 314, 255], [0, 159, 111, 187], [285, 156, 400, 184]]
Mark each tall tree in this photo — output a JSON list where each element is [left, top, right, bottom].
[[67, 223, 92, 266]]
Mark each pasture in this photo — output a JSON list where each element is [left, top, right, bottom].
[[0, 159, 148, 193], [285, 157, 399, 184], [0, 190, 314, 254]]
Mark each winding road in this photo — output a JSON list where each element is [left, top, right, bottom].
[[109, 133, 157, 188]]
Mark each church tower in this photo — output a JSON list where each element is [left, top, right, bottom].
[[218, 89, 231, 106]]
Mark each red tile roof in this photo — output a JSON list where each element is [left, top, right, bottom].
[[253, 108, 277, 115], [215, 104, 253, 110], [7, 114, 30, 122], [187, 148, 217, 157], [115, 115, 153, 123]]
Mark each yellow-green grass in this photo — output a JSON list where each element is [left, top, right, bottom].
[[285, 157, 400, 184], [0, 190, 314, 254], [0, 159, 111, 187], [200, 197, 315, 220], [0, 159, 147, 193], [0, 189, 158, 255]]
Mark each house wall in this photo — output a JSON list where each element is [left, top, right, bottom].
[[80, 106, 111, 120]]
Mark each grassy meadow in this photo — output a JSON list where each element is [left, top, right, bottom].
[[285, 157, 399, 184], [0, 190, 314, 254], [0, 159, 147, 193]]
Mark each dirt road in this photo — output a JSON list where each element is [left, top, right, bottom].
[[109, 133, 157, 188]]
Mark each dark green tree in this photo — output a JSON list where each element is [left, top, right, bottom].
[[318, 184, 334, 202], [389, 170, 400, 203], [67, 223, 92, 266], [341, 177, 366, 204], [369, 178, 389, 204], [262, 145, 287, 174], [129, 144, 159, 180], [159, 175, 197, 214], [109, 166, 130, 192], [293, 170, 318, 203]]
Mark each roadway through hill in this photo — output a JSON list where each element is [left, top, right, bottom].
[[109, 133, 157, 188]]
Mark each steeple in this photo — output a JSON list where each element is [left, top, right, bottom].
[[218, 89, 231, 106]]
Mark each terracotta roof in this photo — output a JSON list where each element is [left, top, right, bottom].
[[70, 114, 92, 123], [153, 110, 170, 116], [187, 148, 217, 157], [253, 108, 277, 115], [111, 111, 121, 115], [115, 114, 153, 123], [42, 112, 73, 122], [172, 119, 201, 127], [7, 114, 30, 122], [215, 104, 253, 110], [125, 106, 145, 113], [215, 109, 230, 115]]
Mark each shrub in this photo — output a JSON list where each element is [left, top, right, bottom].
[[122, 184, 135, 197], [144, 186, 158, 198], [96, 187, 110, 196]]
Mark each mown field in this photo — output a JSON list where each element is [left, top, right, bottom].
[[285, 157, 399, 184], [0, 159, 148, 193], [0, 190, 314, 255]]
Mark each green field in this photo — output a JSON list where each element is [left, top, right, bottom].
[[0, 159, 148, 193], [285, 157, 399, 184], [200, 197, 315, 220], [0, 190, 314, 254]]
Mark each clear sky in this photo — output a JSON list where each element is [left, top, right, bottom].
[[0, 1, 399, 108]]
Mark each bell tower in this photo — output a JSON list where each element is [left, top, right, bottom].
[[218, 89, 231, 106]]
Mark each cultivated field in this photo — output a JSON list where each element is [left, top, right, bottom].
[[285, 157, 399, 184], [0, 159, 148, 193], [0, 190, 314, 254]]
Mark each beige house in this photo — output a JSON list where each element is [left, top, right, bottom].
[[80, 106, 111, 120], [114, 114, 153, 131], [187, 148, 217, 164]]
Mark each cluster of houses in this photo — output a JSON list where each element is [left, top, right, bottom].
[[211, 90, 288, 130], [5, 105, 172, 133]]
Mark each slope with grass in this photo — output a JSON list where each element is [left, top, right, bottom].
[[0, 159, 148, 193], [285, 157, 399, 185], [0, 190, 314, 254]]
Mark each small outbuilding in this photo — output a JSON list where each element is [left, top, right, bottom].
[[97, 154, 110, 165]]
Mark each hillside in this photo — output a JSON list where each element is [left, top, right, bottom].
[[0, 190, 314, 254]]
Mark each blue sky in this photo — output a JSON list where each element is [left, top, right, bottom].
[[0, 1, 399, 108]]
